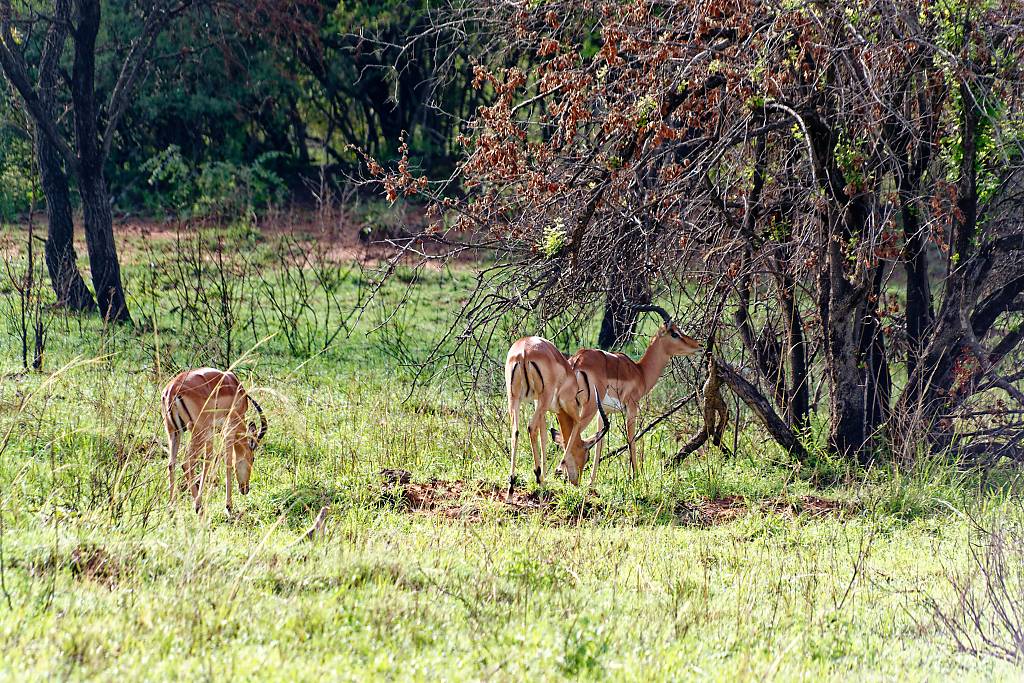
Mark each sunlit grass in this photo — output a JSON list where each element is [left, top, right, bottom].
[[0, 227, 1019, 680]]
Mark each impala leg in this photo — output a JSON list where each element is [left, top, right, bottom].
[[202, 441, 215, 504], [225, 442, 235, 515], [166, 426, 180, 508], [193, 439, 213, 514], [184, 428, 205, 511], [552, 410, 574, 476], [527, 399, 548, 486], [561, 413, 592, 487], [626, 405, 639, 476], [538, 409, 550, 485], [508, 397, 521, 498], [183, 454, 198, 504]]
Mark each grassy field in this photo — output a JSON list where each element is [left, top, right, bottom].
[[0, 223, 1020, 680]]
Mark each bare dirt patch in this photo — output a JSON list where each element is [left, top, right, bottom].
[[108, 206, 473, 265], [675, 494, 853, 527], [380, 469, 549, 521], [379, 470, 853, 525]]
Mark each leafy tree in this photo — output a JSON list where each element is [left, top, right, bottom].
[[371, 0, 1024, 465]]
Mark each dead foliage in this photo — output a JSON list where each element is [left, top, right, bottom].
[[68, 544, 126, 587], [21, 543, 127, 589]]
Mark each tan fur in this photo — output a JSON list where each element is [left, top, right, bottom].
[[554, 323, 700, 487], [505, 335, 585, 497], [504, 336, 590, 497], [161, 367, 266, 514]]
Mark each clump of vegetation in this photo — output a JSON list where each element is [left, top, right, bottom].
[[142, 146, 286, 220]]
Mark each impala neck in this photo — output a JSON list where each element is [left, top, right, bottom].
[[636, 335, 672, 395]]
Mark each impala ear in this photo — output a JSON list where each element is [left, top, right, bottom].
[[550, 427, 564, 447], [248, 421, 258, 436]]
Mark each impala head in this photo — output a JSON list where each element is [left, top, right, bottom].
[[235, 411, 268, 495], [634, 305, 700, 356], [552, 376, 610, 486], [560, 441, 588, 486]]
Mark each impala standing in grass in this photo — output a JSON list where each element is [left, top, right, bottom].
[[504, 336, 607, 497], [161, 368, 267, 513], [554, 306, 700, 488]]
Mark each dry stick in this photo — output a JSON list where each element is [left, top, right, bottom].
[[715, 361, 808, 462], [961, 319, 1024, 407], [674, 300, 731, 463], [674, 356, 730, 463], [282, 506, 331, 549]]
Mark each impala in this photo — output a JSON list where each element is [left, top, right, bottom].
[[504, 336, 607, 497], [555, 305, 700, 487], [161, 367, 267, 513]]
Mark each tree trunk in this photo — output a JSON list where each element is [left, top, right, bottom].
[[598, 278, 650, 350], [778, 274, 810, 429], [860, 266, 892, 432], [71, 0, 130, 323], [597, 201, 655, 349], [901, 200, 933, 380], [78, 170, 129, 322], [36, 132, 95, 311], [825, 316, 870, 462], [33, 0, 94, 311]]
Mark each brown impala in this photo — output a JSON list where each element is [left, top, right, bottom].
[[554, 305, 700, 488], [161, 368, 267, 513], [504, 336, 608, 497]]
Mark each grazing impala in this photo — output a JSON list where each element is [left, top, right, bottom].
[[161, 368, 267, 513], [555, 305, 700, 487], [504, 337, 607, 497]]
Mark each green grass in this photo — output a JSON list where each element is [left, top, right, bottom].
[[0, 224, 1020, 680]]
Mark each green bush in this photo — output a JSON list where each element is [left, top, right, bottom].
[[141, 145, 286, 220], [0, 126, 38, 221]]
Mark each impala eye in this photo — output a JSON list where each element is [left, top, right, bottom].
[[670, 331, 679, 338]]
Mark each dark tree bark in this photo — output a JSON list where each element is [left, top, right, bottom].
[[77, 172, 128, 320], [598, 279, 650, 350], [860, 265, 893, 433], [70, 0, 130, 321], [36, 134, 95, 311], [894, 77, 941, 383], [807, 110, 887, 464], [1, 0, 204, 323], [716, 360, 807, 462], [35, 0, 95, 311], [777, 272, 810, 429], [734, 271, 788, 409], [898, 80, 986, 436], [822, 284, 873, 463], [598, 180, 657, 349]]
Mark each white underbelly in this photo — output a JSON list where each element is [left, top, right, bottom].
[[601, 393, 625, 413]]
